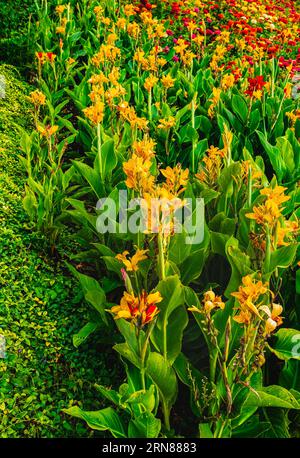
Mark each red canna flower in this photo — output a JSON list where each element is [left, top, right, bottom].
[[245, 75, 267, 97]]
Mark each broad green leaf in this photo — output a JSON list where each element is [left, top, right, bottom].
[[266, 244, 298, 274], [63, 406, 126, 438], [261, 408, 290, 438], [115, 319, 145, 358], [256, 131, 284, 181], [73, 321, 99, 348], [232, 94, 248, 124], [268, 328, 300, 361], [210, 231, 230, 257], [280, 360, 300, 391], [67, 264, 107, 324], [244, 385, 300, 409], [113, 342, 141, 368], [146, 352, 178, 413], [225, 237, 253, 297], [276, 137, 295, 175], [180, 248, 208, 285], [168, 231, 191, 264], [126, 385, 157, 413], [232, 416, 270, 438], [128, 413, 161, 438], [95, 384, 120, 407], [199, 423, 213, 438], [151, 275, 186, 363], [72, 160, 103, 199], [99, 139, 118, 179]]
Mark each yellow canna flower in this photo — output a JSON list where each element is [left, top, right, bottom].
[[260, 303, 283, 335], [144, 74, 159, 92], [83, 101, 105, 125], [232, 275, 269, 322], [127, 22, 140, 39], [188, 289, 225, 317], [123, 154, 155, 194], [38, 125, 59, 138], [221, 74, 235, 91], [29, 90, 46, 107], [246, 202, 281, 228], [260, 185, 290, 206], [161, 74, 176, 89], [124, 4, 136, 17], [132, 136, 156, 160], [115, 249, 149, 272], [66, 57, 76, 66], [208, 87, 222, 118], [276, 219, 299, 247], [286, 110, 300, 127], [56, 26, 66, 34], [157, 116, 175, 129], [195, 145, 225, 186], [161, 164, 189, 196]]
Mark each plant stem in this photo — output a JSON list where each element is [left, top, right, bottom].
[[162, 399, 171, 431], [247, 164, 252, 208], [191, 95, 196, 173], [138, 332, 146, 391], [97, 122, 103, 181], [158, 233, 166, 280], [148, 90, 152, 122], [264, 227, 271, 277]]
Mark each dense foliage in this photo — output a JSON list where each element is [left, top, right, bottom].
[[1, 0, 300, 438], [0, 66, 120, 437], [0, 1, 36, 67]]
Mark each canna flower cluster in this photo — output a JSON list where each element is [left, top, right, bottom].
[[29, 90, 46, 107], [232, 275, 283, 336], [36, 52, 56, 65], [246, 185, 299, 250], [110, 290, 162, 327], [188, 290, 225, 317]]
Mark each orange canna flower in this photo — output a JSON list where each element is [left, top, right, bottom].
[[55, 5, 66, 14], [233, 310, 252, 325], [221, 74, 235, 91], [83, 102, 105, 125], [110, 290, 161, 327]]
